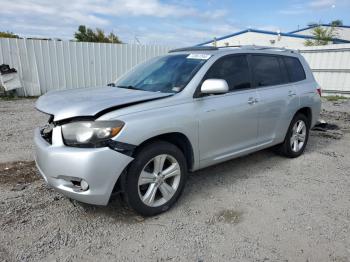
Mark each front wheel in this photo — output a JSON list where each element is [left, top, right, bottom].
[[122, 141, 187, 216], [275, 113, 310, 158]]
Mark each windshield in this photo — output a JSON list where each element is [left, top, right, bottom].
[[115, 54, 209, 93]]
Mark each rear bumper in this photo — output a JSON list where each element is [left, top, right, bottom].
[[34, 127, 133, 205]]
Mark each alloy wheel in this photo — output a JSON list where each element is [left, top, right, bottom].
[[137, 154, 181, 207], [290, 120, 307, 152]]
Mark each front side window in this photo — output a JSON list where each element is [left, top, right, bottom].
[[284, 57, 306, 82], [116, 54, 208, 93], [204, 55, 251, 91], [251, 55, 288, 87]]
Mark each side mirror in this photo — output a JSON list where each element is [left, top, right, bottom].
[[201, 79, 229, 94]]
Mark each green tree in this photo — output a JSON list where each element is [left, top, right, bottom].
[[108, 32, 121, 43], [304, 26, 338, 46], [74, 25, 121, 43], [330, 20, 343, 27], [0, 31, 19, 38]]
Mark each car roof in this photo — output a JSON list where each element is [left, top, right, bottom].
[[168, 45, 300, 57]]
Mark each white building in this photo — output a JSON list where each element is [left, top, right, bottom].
[[198, 28, 350, 48]]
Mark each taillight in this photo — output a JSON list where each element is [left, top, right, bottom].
[[316, 87, 322, 97]]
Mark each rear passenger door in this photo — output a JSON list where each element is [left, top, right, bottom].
[[197, 54, 259, 166], [250, 54, 300, 145]]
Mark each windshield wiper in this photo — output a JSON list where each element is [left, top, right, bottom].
[[116, 85, 142, 91]]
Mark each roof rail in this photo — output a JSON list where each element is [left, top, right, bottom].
[[168, 46, 218, 53], [246, 45, 294, 52], [168, 45, 296, 53], [218, 45, 295, 53], [217, 45, 242, 48]]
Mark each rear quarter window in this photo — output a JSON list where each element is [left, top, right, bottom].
[[283, 57, 306, 82]]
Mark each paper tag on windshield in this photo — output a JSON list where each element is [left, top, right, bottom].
[[172, 86, 181, 92], [187, 54, 211, 60]]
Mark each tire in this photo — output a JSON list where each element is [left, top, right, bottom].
[[275, 113, 310, 158], [122, 141, 187, 216]]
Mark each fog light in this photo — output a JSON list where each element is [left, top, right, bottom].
[[80, 179, 89, 191]]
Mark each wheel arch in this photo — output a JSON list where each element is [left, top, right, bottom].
[[295, 107, 312, 127], [111, 132, 194, 198], [279, 106, 313, 144], [132, 132, 195, 171]]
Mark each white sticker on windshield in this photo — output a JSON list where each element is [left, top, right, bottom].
[[187, 54, 211, 60], [172, 86, 181, 92]]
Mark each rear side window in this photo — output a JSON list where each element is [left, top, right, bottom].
[[283, 57, 306, 82], [251, 55, 288, 87], [205, 55, 251, 91]]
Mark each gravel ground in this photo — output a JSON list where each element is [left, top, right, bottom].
[[0, 98, 350, 262], [0, 98, 47, 163]]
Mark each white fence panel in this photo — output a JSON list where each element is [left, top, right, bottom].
[[1, 39, 350, 96], [0, 38, 172, 96], [299, 44, 350, 96]]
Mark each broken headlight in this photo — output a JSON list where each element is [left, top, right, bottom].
[[61, 120, 124, 147]]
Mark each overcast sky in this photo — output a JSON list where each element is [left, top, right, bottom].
[[0, 0, 349, 46]]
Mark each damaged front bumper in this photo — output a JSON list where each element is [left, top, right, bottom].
[[34, 127, 133, 205]]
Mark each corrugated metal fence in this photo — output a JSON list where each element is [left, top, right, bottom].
[[299, 44, 350, 95], [1, 39, 350, 96], [0, 38, 172, 96]]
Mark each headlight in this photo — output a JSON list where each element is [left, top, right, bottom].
[[61, 120, 124, 147]]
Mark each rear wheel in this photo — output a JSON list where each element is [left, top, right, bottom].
[[275, 113, 310, 158], [123, 141, 187, 216]]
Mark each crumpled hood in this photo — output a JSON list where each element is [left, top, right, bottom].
[[36, 86, 172, 121]]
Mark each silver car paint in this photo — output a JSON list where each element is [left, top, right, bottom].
[[35, 47, 321, 205], [34, 126, 133, 205], [36, 86, 172, 121]]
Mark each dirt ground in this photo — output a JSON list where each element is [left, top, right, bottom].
[[0, 98, 349, 262]]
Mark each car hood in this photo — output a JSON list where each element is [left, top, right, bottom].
[[36, 86, 172, 121]]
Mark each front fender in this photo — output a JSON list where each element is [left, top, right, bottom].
[[106, 104, 200, 170]]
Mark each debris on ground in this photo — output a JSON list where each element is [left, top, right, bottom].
[[312, 120, 343, 139], [313, 119, 340, 131]]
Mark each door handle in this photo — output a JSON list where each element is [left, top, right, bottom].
[[288, 90, 296, 97], [248, 97, 255, 104]]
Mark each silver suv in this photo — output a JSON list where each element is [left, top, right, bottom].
[[35, 46, 321, 216]]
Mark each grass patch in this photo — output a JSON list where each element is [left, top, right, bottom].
[[324, 95, 349, 102]]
